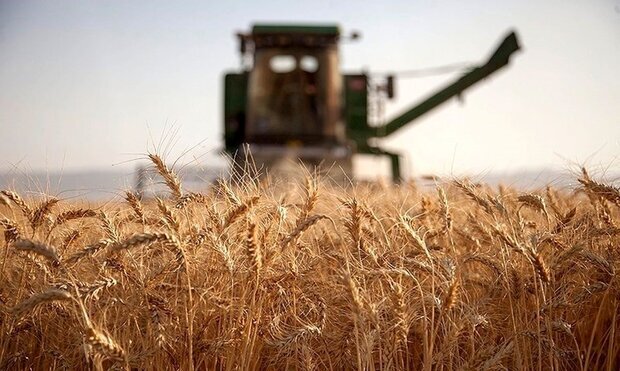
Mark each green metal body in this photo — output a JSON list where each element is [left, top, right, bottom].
[[223, 72, 248, 151], [223, 24, 521, 182], [252, 24, 340, 36]]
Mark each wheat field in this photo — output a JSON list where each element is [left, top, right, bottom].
[[0, 155, 618, 370]]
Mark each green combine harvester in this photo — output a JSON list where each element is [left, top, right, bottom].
[[223, 24, 521, 182]]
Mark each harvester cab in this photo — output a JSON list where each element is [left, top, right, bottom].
[[224, 24, 351, 180], [223, 24, 521, 182]]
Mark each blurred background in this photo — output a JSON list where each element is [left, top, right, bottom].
[[0, 0, 619, 197]]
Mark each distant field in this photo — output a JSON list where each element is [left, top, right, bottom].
[[0, 166, 580, 201], [0, 155, 618, 370]]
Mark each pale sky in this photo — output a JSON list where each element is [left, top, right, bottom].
[[0, 0, 619, 178]]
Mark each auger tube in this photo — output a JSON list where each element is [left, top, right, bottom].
[[371, 31, 520, 138]]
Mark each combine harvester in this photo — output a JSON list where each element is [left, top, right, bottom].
[[223, 23, 521, 183]]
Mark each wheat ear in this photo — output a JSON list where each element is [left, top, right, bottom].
[[12, 239, 60, 263], [148, 153, 183, 199], [12, 289, 73, 318]]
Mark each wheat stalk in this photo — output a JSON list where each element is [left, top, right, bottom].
[[148, 153, 183, 199], [12, 239, 60, 263], [245, 220, 262, 277], [109, 232, 180, 254], [30, 197, 60, 230], [1, 190, 32, 217], [222, 195, 259, 230], [53, 208, 97, 228], [157, 197, 180, 233], [0, 217, 21, 243], [124, 191, 146, 223], [65, 239, 113, 264], [99, 211, 120, 243], [12, 289, 73, 317], [281, 214, 328, 249], [85, 326, 126, 363]]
